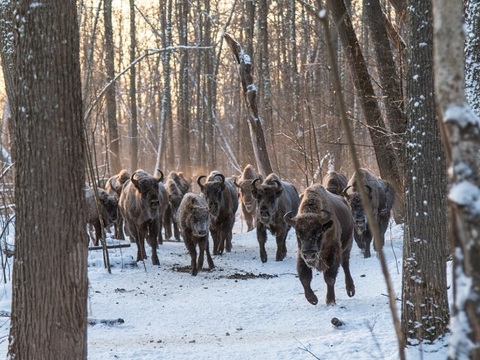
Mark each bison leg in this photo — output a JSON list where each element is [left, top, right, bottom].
[[323, 264, 339, 306], [173, 220, 181, 241], [297, 256, 318, 305], [210, 228, 221, 255], [256, 224, 268, 263], [242, 204, 255, 232], [225, 229, 233, 253], [342, 259, 355, 297], [163, 208, 173, 240], [275, 231, 288, 261], [147, 221, 160, 266], [363, 230, 373, 258], [204, 238, 215, 271], [115, 215, 125, 240], [93, 222, 102, 247], [136, 238, 147, 262], [185, 240, 198, 276]]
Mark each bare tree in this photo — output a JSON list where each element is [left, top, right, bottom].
[[130, 0, 138, 171], [104, 0, 121, 173], [224, 33, 273, 177], [465, 0, 480, 116], [432, 0, 480, 358], [401, 0, 449, 344], [8, 0, 87, 357]]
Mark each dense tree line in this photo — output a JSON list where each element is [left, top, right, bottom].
[[1, 0, 480, 358]]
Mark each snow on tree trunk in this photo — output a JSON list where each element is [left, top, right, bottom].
[[432, 1, 480, 359]]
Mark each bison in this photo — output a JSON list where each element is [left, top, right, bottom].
[[85, 187, 118, 246], [234, 164, 261, 232], [322, 170, 348, 196], [104, 169, 130, 239], [251, 173, 300, 263], [163, 171, 191, 241], [118, 169, 164, 265], [197, 171, 238, 255], [342, 168, 395, 258], [178, 193, 214, 275], [285, 184, 355, 305]]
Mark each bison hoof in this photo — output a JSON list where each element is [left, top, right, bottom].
[[191, 269, 198, 276], [326, 299, 336, 306], [261, 257, 268, 263], [306, 294, 318, 305], [347, 287, 355, 297]]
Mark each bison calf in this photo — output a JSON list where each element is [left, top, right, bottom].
[[285, 184, 355, 305], [85, 187, 118, 246], [178, 193, 214, 276]]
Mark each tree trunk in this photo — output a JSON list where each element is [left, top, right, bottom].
[[465, 0, 480, 117], [329, 0, 404, 221], [432, 1, 480, 358], [129, 0, 138, 171], [224, 33, 273, 177], [401, 0, 449, 344], [178, 0, 190, 173], [104, 0, 121, 173], [8, 1, 88, 358]]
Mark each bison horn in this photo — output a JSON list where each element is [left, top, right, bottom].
[[214, 173, 225, 184], [320, 209, 332, 224], [197, 175, 207, 191], [252, 178, 262, 189], [156, 169, 164, 183], [284, 211, 296, 227], [342, 185, 352, 197], [272, 180, 282, 189], [131, 171, 140, 189], [366, 184, 372, 195], [233, 177, 240, 188]]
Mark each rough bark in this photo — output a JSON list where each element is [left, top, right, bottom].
[[8, 1, 88, 358], [432, 1, 480, 358], [401, 0, 449, 344], [465, 0, 480, 117], [129, 0, 138, 171]]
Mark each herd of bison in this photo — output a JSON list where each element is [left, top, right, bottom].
[[86, 165, 395, 305]]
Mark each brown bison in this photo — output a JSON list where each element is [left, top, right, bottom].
[[342, 168, 395, 258], [322, 171, 348, 196], [163, 171, 191, 241], [118, 169, 163, 265], [197, 171, 238, 255], [178, 193, 214, 276], [85, 187, 118, 246], [104, 169, 130, 239], [234, 164, 261, 232], [285, 184, 355, 305], [252, 173, 300, 263]]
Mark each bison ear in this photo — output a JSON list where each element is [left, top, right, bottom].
[[284, 211, 296, 227]]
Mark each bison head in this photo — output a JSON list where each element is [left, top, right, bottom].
[[252, 178, 283, 224], [284, 210, 333, 269], [234, 177, 258, 213], [190, 205, 210, 238], [131, 172, 162, 216], [198, 173, 226, 219], [99, 191, 118, 226], [342, 185, 372, 235]]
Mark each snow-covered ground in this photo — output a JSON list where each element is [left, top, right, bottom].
[[0, 214, 450, 359]]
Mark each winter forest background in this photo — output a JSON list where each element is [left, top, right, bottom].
[[0, 0, 478, 359]]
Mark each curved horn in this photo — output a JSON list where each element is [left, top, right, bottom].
[[131, 171, 140, 189], [284, 211, 296, 227], [156, 169, 164, 183], [272, 180, 282, 189], [252, 178, 262, 189], [214, 173, 225, 184], [342, 185, 352, 197], [197, 175, 207, 191], [233, 177, 240, 188], [320, 209, 332, 224]]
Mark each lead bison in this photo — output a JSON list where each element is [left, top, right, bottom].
[[285, 184, 355, 305], [85, 187, 118, 246], [163, 171, 192, 241], [104, 169, 130, 239], [178, 193, 214, 276], [322, 170, 348, 196], [342, 168, 395, 258], [197, 171, 238, 255], [234, 164, 261, 232], [118, 170, 164, 265], [252, 173, 300, 263]]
